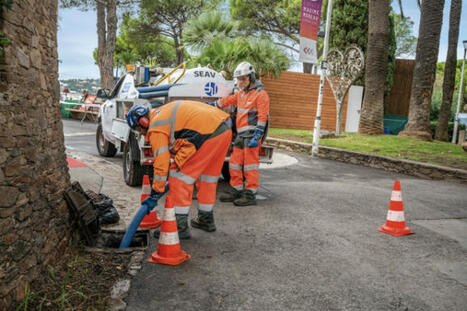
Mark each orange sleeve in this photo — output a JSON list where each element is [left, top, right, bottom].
[[149, 132, 170, 192], [220, 93, 238, 107], [256, 91, 270, 130]]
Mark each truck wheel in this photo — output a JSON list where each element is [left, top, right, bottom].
[[96, 123, 117, 157], [123, 140, 144, 186], [221, 162, 230, 183]]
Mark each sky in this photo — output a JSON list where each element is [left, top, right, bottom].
[[57, 0, 467, 80]]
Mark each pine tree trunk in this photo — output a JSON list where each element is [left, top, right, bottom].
[[358, 0, 389, 135], [97, 1, 106, 87], [174, 28, 184, 65], [435, 0, 461, 141], [97, 0, 117, 89], [399, 0, 445, 141]]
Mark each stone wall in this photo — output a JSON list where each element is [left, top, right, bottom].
[[265, 137, 467, 184], [0, 0, 71, 308]]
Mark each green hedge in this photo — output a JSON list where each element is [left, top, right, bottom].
[[430, 121, 466, 141]]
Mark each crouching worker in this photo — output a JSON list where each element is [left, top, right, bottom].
[[126, 101, 232, 239]]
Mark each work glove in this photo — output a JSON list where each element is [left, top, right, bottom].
[[248, 128, 264, 148], [142, 183, 169, 213], [150, 188, 165, 200]]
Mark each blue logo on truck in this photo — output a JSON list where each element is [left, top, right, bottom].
[[204, 82, 218, 96]]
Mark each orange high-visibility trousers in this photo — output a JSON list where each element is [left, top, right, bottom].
[[166, 129, 232, 215], [229, 138, 260, 194]]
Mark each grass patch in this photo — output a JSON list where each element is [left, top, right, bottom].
[[268, 128, 467, 170], [14, 246, 132, 311], [268, 128, 313, 143]]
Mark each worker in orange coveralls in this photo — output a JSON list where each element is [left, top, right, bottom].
[[219, 62, 270, 206], [126, 101, 232, 239]]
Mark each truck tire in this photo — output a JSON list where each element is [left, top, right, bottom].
[[123, 134, 144, 186], [221, 162, 230, 183], [96, 123, 117, 157]]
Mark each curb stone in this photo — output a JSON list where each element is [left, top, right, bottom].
[[265, 137, 467, 184]]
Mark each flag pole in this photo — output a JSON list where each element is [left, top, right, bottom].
[[312, 0, 333, 157]]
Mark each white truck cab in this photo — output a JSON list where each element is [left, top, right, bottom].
[[96, 65, 273, 186]]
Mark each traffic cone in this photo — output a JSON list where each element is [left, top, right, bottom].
[[139, 175, 163, 229], [378, 180, 414, 236], [148, 196, 191, 265]]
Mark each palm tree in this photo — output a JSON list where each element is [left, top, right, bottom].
[[358, 0, 389, 134], [193, 38, 290, 79], [435, 0, 462, 141], [184, 12, 290, 79], [184, 11, 238, 52], [399, 0, 445, 141]]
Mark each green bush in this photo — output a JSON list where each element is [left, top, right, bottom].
[[430, 88, 463, 122], [431, 120, 466, 141]]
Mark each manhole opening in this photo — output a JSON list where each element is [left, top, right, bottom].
[[95, 229, 149, 248]]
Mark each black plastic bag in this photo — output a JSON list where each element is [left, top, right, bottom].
[[86, 191, 120, 225]]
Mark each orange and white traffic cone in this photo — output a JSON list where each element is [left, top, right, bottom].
[[147, 196, 191, 265], [139, 175, 163, 229], [378, 180, 414, 236]]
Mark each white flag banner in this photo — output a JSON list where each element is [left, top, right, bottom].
[[299, 37, 318, 64]]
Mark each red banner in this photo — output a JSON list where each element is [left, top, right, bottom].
[[299, 0, 322, 64]]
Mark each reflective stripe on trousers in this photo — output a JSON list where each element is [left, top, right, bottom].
[[165, 130, 232, 215], [229, 140, 260, 192]]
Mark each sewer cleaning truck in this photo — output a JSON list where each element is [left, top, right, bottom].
[[95, 64, 273, 186]]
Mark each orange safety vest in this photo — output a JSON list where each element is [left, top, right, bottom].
[[220, 80, 270, 136], [147, 100, 230, 192]]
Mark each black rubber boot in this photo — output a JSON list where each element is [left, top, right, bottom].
[[153, 214, 191, 240], [191, 210, 216, 232], [220, 188, 242, 202], [233, 190, 257, 206]]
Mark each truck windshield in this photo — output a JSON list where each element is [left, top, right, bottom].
[[108, 75, 127, 99]]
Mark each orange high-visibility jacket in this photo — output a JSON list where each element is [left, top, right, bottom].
[[220, 80, 270, 136], [147, 100, 230, 192]]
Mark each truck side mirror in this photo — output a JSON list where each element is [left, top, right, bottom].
[[96, 89, 110, 99]]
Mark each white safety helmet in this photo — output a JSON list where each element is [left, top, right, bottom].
[[233, 61, 255, 78]]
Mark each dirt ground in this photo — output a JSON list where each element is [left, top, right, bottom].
[[13, 246, 132, 311]]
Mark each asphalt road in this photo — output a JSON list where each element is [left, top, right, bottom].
[[63, 118, 122, 164], [62, 118, 467, 311]]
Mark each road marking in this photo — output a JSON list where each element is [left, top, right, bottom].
[[64, 132, 95, 137]]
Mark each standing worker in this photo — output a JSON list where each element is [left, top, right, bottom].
[[219, 62, 270, 206], [126, 101, 232, 239]]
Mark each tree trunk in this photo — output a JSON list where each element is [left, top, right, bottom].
[[399, 0, 445, 141], [303, 63, 313, 73], [172, 25, 184, 65], [435, 0, 462, 141], [97, 0, 117, 89], [174, 38, 184, 65], [358, 0, 389, 135], [335, 100, 344, 135]]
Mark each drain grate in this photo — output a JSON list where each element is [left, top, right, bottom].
[[96, 229, 149, 249]]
